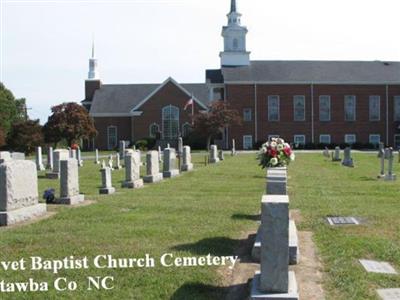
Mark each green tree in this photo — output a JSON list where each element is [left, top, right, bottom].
[[43, 102, 97, 147], [0, 127, 5, 148], [7, 120, 44, 154], [0, 82, 26, 136], [193, 101, 241, 149]]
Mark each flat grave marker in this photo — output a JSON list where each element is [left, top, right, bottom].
[[377, 288, 400, 300], [359, 259, 397, 274]]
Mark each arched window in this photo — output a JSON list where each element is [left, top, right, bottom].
[[162, 105, 179, 139], [107, 126, 118, 150], [149, 123, 160, 138], [182, 122, 192, 138]]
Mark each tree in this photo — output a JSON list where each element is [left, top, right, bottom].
[[43, 102, 97, 147], [0, 82, 26, 136], [0, 127, 5, 148], [7, 120, 43, 154], [193, 101, 241, 149]]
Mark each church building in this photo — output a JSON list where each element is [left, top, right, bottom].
[[83, 0, 400, 150]]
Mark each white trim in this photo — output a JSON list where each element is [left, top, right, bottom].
[[224, 81, 400, 85], [90, 112, 143, 117], [319, 134, 331, 144], [344, 134, 356, 144], [243, 135, 253, 150], [319, 95, 331, 122], [293, 95, 306, 121], [369, 134, 380, 145], [130, 77, 208, 112], [344, 95, 356, 121], [267, 95, 280, 121], [293, 135, 306, 145], [107, 126, 118, 150]]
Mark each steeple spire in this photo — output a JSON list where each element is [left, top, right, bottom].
[[88, 39, 99, 80], [91, 39, 95, 58], [230, 0, 237, 13]]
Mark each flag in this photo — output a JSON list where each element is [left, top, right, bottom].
[[184, 98, 194, 111]]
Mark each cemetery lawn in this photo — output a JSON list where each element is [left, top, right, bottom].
[[1, 152, 399, 299]]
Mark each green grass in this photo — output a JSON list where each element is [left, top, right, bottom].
[[1, 152, 400, 299]]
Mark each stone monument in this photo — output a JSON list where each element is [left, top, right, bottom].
[[99, 167, 116, 194], [55, 159, 85, 205], [181, 146, 193, 171], [342, 147, 354, 167], [122, 151, 144, 188], [35, 146, 45, 171], [163, 148, 180, 178], [143, 151, 163, 183], [209, 145, 220, 164], [46, 149, 69, 179]]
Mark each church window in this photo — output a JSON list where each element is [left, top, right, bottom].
[[369, 95, 380, 121], [268, 96, 280, 121], [319, 95, 331, 121], [344, 95, 356, 121], [345, 134, 356, 144], [162, 105, 180, 139], [243, 135, 253, 150], [182, 122, 192, 137], [394, 96, 400, 121], [243, 108, 252, 121], [293, 95, 305, 121], [149, 123, 160, 138], [107, 126, 118, 150]]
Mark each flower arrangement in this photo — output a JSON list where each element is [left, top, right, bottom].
[[258, 138, 295, 168]]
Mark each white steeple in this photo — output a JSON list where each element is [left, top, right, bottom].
[[220, 0, 250, 67], [88, 40, 99, 80]]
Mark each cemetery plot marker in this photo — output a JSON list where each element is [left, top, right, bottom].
[[377, 288, 400, 300], [326, 216, 359, 226], [359, 259, 397, 274]]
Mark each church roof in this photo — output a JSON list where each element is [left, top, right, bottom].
[[221, 60, 400, 84], [89, 80, 210, 116]]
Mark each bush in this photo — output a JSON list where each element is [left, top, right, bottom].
[[135, 137, 156, 151]]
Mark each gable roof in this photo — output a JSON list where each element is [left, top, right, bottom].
[[221, 60, 400, 84], [89, 78, 210, 116]]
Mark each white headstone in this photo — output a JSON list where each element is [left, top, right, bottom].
[[209, 145, 219, 164], [163, 148, 179, 178], [181, 146, 193, 171], [47, 147, 53, 170], [35, 146, 45, 171], [99, 167, 115, 194], [122, 151, 144, 188], [56, 159, 84, 205], [95, 149, 100, 164], [143, 151, 163, 183], [46, 149, 69, 179]]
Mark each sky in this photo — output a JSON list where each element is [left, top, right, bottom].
[[1, 0, 400, 123]]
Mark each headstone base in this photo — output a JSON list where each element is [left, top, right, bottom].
[[99, 187, 116, 194], [252, 220, 299, 265], [251, 271, 298, 300], [209, 158, 220, 164], [37, 165, 45, 171], [46, 172, 60, 179], [384, 174, 396, 181], [55, 194, 85, 205], [0, 204, 47, 226], [342, 159, 354, 167], [266, 180, 287, 195], [163, 169, 180, 178], [122, 179, 144, 189], [144, 173, 163, 183], [181, 163, 193, 172]]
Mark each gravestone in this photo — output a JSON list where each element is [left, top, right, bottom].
[[327, 216, 359, 225], [119, 141, 126, 160], [209, 145, 219, 163], [178, 137, 183, 157], [35, 146, 45, 171], [144, 151, 163, 183], [266, 168, 287, 195], [231, 139, 236, 156], [55, 159, 85, 205], [378, 142, 384, 158], [385, 148, 396, 181], [158, 146, 162, 163], [218, 150, 225, 161], [115, 153, 122, 170], [323, 147, 330, 158], [46, 149, 69, 179], [251, 194, 298, 299], [332, 147, 341, 162], [342, 147, 354, 167], [99, 167, 115, 194], [122, 151, 144, 188], [108, 155, 114, 170], [101, 160, 106, 169], [0, 160, 47, 226], [0, 151, 11, 164], [377, 288, 400, 300], [94, 149, 100, 164], [359, 259, 397, 274], [46, 147, 53, 170], [378, 149, 385, 178], [77, 147, 83, 167], [11, 152, 25, 160], [163, 148, 180, 178], [181, 146, 193, 172]]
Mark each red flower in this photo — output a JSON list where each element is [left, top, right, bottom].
[[268, 149, 278, 157], [283, 147, 291, 156]]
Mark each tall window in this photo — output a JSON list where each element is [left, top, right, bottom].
[[149, 123, 160, 138], [107, 126, 118, 150], [344, 95, 356, 121], [243, 108, 252, 122], [268, 96, 280, 121], [182, 123, 192, 137], [369, 95, 380, 121], [394, 96, 400, 121], [243, 135, 253, 150], [293, 95, 305, 121], [319, 96, 331, 121], [162, 105, 179, 139]]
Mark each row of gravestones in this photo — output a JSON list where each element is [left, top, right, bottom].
[[250, 167, 300, 299], [0, 140, 229, 226], [323, 143, 397, 180]]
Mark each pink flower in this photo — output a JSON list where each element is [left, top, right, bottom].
[[283, 147, 292, 156]]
